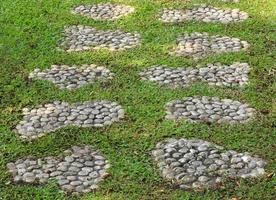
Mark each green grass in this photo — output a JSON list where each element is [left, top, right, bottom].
[[0, 0, 275, 199]]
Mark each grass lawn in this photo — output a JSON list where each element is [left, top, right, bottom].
[[0, 0, 275, 199]]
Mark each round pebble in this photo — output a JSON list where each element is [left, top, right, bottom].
[[29, 64, 114, 90], [59, 25, 141, 52], [16, 101, 125, 140], [160, 5, 248, 24], [7, 146, 110, 194], [169, 32, 250, 60], [152, 138, 266, 190], [165, 96, 255, 123], [140, 62, 250, 88], [72, 3, 135, 21]]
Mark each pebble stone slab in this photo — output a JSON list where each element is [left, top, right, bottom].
[[140, 62, 249, 88], [153, 138, 266, 190], [160, 5, 248, 24], [72, 3, 135, 21], [166, 96, 255, 124], [16, 101, 124, 140], [29, 64, 114, 90], [59, 25, 141, 52], [7, 146, 110, 194], [170, 32, 250, 60]]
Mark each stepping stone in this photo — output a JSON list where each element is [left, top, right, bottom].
[[165, 96, 255, 123], [16, 101, 124, 140], [7, 146, 110, 194], [152, 138, 266, 190], [59, 25, 141, 52], [160, 5, 248, 24], [29, 64, 114, 90], [169, 32, 250, 60], [140, 62, 250, 88], [72, 3, 135, 21]]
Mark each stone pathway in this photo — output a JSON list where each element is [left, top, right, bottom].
[[59, 25, 140, 52], [7, 0, 268, 195], [152, 138, 266, 190], [160, 5, 248, 24], [16, 101, 124, 140], [7, 146, 110, 194], [169, 32, 250, 60], [72, 3, 135, 21], [140, 62, 249, 88], [165, 96, 254, 123], [29, 64, 113, 90]]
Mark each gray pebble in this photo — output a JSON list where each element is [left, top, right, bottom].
[[59, 25, 140, 52], [141, 62, 248, 88], [169, 32, 249, 60], [7, 146, 110, 194], [160, 5, 248, 24], [152, 138, 266, 190], [72, 3, 135, 21], [165, 96, 255, 124], [16, 101, 124, 140], [29, 64, 114, 90]]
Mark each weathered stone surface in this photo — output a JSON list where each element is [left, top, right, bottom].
[[165, 96, 255, 123], [59, 25, 140, 52], [153, 138, 266, 190], [29, 64, 113, 90], [16, 101, 124, 140], [72, 3, 135, 21], [160, 5, 248, 23], [169, 32, 249, 60], [7, 146, 110, 194], [140, 62, 249, 88]]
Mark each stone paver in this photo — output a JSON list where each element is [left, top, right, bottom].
[[59, 25, 140, 52], [16, 101, 124, 140], [72, 3, 135, 21], [160, 5, 248, 24], [7, 146, 110, 194], [166, 96, 255, 123], [140, 62, 249, 88], [29, 64, 113, 90], [6, 0, 268, 195], [169, 32, 250, 60], [153, 138, 266, 190]]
